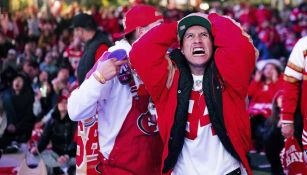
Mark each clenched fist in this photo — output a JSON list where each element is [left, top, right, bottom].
[[281, 123, 294, 138], [96, 58, 128, 81]]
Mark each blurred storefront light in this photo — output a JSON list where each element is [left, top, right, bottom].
[[176, 0, 188, 5], [200, 2, 210, 11]]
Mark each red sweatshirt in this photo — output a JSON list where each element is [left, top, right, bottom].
[[248, 78, 282, 104]]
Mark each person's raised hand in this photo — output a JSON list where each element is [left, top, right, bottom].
[[95, 58, 128, 82]]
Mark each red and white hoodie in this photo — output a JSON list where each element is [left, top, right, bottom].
[[68, 39, 163, 175], [281, 36, 307, 149]]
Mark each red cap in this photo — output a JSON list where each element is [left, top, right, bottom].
[[121, 5, 163, 36]]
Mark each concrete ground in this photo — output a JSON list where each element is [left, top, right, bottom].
[[0, 151, 276, 175], [250, 152, 272, 175]]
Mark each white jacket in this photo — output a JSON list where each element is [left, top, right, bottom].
[[68, 39, 134, 158]]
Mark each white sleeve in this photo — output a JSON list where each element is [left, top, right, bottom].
[[284, 37, 306, 80], [68, 74, 112, 121]]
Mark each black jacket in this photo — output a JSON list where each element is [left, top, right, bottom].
[[2, 73, 35, 142], [38, 108, 77, 157], [77, 30, 112, 84]]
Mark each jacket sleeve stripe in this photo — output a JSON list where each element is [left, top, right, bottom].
[[283, 74, 300, 83], [287, 61, 304, 73], [302, 131, 307, 145], [284, 67, 303, 81], [303, 129, 307, 138]]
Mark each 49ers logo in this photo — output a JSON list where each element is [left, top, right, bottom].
[[137, 111, 159, 135]]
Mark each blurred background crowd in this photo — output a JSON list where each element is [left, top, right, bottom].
[[0, 0, 306, 174]]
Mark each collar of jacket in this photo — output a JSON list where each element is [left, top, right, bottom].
[[162, 49, 193, 173], [162, 49, 240, 173]]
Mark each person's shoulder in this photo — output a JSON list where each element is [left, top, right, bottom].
[[95, 30, 106, 38], [49, 108, 61, 122], [2, 89, 13, 100], [297, 36, 307, 45], [108, 39, 131, 53], [95, 30, 112, 45]]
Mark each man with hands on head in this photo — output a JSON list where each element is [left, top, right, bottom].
[[68, 5, 164, 175], [130, 12, 258, 175]]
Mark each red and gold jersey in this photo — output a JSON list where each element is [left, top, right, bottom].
[[281, 36, 307, 149], [76, 116, 100, 175]]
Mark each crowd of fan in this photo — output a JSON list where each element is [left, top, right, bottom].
[[0, 1, 306, 174]]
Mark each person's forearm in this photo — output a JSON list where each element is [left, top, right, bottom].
[[68, 75, 112, 121], [130, 22, 178, 100], [281, 80, 300, 123]]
